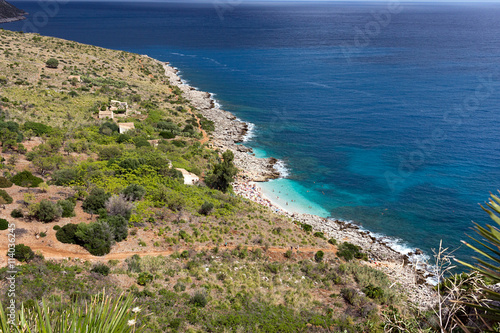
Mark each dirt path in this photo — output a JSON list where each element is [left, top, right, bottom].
[[187, 107, 209, 144], [29, 244, 336, 262]]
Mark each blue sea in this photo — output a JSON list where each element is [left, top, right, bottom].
[[4, 1, 500, 261]]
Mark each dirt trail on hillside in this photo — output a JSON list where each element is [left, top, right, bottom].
[[187, 107, 209, 144], [28, 244, 336, 262]]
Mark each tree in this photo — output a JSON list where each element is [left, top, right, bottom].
[[75, 222, 114, 256], [58, 199, 75, 217], [35, 199, 62, 223], [102, 215, 128, 242], [10, 170, 43, 187], [105, 195, 134, 220], [205, 150, 238, 193], [56, 223, 79, 244], [45, 58, 59, 69], [32, 155, 63, 176], [122, 184, 145, 201], [82, 188, 110, 215], [199, 201, 214, 216], [0, 128, 18, 152]]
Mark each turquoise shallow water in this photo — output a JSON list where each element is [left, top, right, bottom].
[[5, 1, 500, 261], [258, 179, 330, 218]]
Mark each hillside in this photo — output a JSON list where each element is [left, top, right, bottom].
[[1, 29, 495, 332], [0, 0, 26, 23]]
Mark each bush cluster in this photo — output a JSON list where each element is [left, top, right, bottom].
[[337, 242, 367, 261], [58, 199, 76, 218], [56, 224, 79, 244], [122, 184, 145, 202], [35, 200, 63, 223], [11, 171, 43, 188], [12, 244, 35, 262], [199, 201, 214, 216], [0, 190, 13, 204], [23, 122, 52, 136], [137, 272, 153, 286], [0, 219, 9, 230], [0, 176, 13, 188], [82, 188, 111, 215], [10, 209, 23, 218], [91, 264, 110, 276], [314, 250, 324, 263], [45, 58, 59, 68]]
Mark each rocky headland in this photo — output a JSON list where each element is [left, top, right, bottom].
[[0, 0, 27, 24]]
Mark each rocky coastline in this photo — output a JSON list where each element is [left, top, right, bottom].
[[160, 62, 281, 182], [0, 15, 25, 24], [152, 56, 437, 309]]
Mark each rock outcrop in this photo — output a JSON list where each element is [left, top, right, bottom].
[[0, 0, 27, 24]]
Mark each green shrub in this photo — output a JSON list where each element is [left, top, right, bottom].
[[10, 209, 23, 218], [91, 264, 110, 276], [116, 134, 131, 144], [165, 192, 186, 212], [12, 244, 34, 262], [328, 238, 337, 245], [105, 195, 133, 219], [199, 201, 214, 216], [58, 199, 75, 218], [313, 231, 325, 239], [23, 122, 52, 136], [314, 250, 324, 263], [0, 218, 9, 230], [159, 131, 176, 139], [171, 140, 187, 148], [35, 200, 62, 223], [0, 190, 13, 204], [137, 272, 153, 286], [133, 137, 150, 148], [284, 250, 293, 259], [173, 282, 186, 292], [126, 254, 141, 273], [122, 184, 145, 202], [341, 287, 363, 307], [98, 146, 122, 161], [11, 170, 43, 187], [101, 215, 128, 242], [82, 188, 110, 215], [45, 58, 59, 68], [190, 291, 208, 308], [337, 242, 367, 261], [266, 262, 281, 274], [205, 150, 238, 193], [52, 168, 78, 186], [301, 223, 312, 233], [0, 176, 12, 188], [53, 225, 60, 231], [363, 284, 384, 300], [99, 122, 119, 135], [55, 224, 79, 244], [75, 222, 114, 256]]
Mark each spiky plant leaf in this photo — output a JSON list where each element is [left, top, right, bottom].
[[457, 193, 500, 325]]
